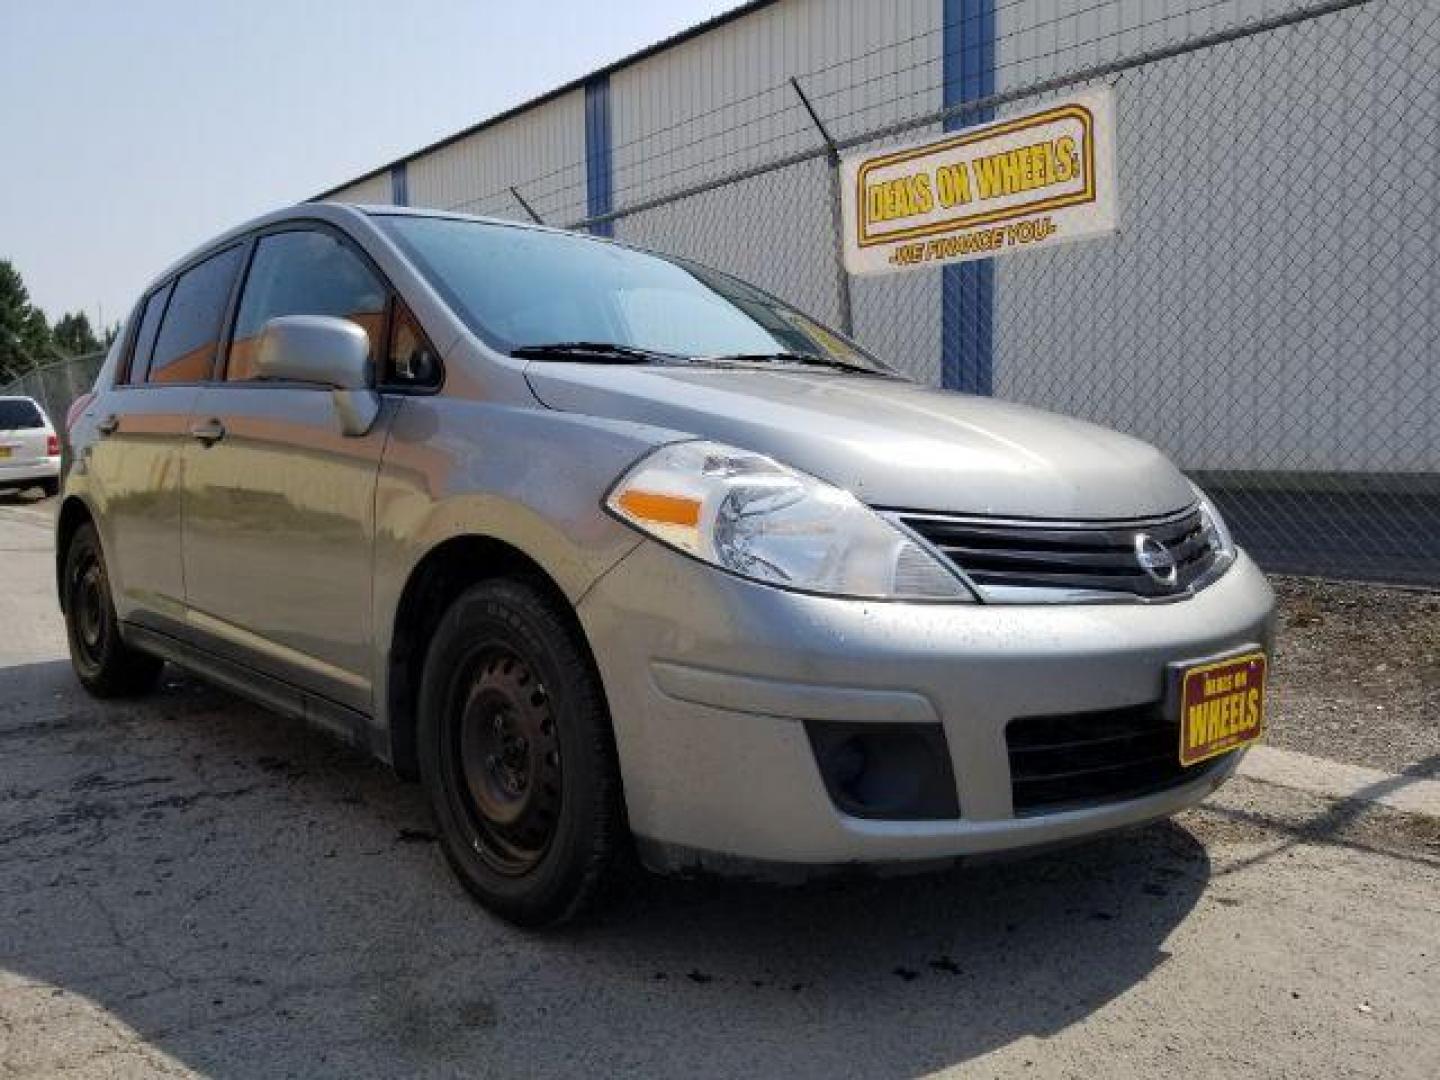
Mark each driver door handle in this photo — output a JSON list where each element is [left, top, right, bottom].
[[188, 418, 226, 446]]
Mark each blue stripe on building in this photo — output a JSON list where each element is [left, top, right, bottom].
[[390, 162, 408, 207], [940, 0, 995, 394], [584, 76, 614, 237]]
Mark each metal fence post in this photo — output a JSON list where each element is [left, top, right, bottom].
[[510, 186, 545, 225], [790, 76, 854, 338]]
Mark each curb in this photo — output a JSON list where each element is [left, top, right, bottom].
[[1238, 745, 1440, 820]]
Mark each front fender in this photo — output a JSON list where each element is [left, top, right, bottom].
[[370, 397, 683, 723]]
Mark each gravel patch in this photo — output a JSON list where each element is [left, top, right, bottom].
[[1267, 576, 1440, 779]]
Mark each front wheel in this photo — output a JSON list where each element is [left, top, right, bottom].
[[62, 522, 164, 697], [417, 578, 624, 926]]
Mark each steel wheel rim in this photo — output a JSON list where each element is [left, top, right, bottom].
[[71, 552, 108, 666], [451, 646, 562, 876]]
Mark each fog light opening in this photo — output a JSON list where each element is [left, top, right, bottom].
[[806, 721, 959, 821]]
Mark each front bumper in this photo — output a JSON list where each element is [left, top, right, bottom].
[[0, 456, 60, 487], [577, 543, 1275, 873]]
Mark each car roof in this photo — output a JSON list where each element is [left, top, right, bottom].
[[144, 202, 575, 301]]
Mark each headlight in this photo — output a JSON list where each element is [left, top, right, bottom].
[[1191, 481, 1237, 568], [606, 440, 974, 600]]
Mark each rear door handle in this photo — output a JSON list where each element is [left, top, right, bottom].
[[96, 414, 119, 436], [188, 418, 226, 446]]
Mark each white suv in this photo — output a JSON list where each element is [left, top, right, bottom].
[[0, 396, 60, 497]]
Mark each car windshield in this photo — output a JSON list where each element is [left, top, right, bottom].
[[0, 399, 44, 430], [376, 214, 892, 375]]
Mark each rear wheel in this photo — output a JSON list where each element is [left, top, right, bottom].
[[62, 523, 164, 697], [418, 578, 623, 927], [40, 477, 60, 498]]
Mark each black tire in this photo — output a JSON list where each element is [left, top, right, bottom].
[[40, 477, 60, 498], [417, 578, 624, 927], [62, 522, 164, 698]]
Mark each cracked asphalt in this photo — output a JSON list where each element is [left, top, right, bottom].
[[1, 494, 1438, 1079]]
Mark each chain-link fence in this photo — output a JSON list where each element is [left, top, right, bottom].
[[1, 351, 106, 435], [435, 0, 1434, 585]]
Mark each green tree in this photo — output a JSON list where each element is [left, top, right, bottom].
[[53, 310, 103, 356], [0, 260, 59, 383]]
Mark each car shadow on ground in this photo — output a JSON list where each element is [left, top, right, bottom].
[[0, 657, 1211, 1078], [0, 487, 48, 504]]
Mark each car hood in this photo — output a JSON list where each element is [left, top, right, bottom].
[[524, 364, 1195, 519]]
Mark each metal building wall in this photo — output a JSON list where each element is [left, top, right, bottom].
[[405, 90, 589, 224], [327, 170, 393, 206], [988, 0, 1439, 472], [322, 95, 587, 225], [313, 0, 1434, 478]]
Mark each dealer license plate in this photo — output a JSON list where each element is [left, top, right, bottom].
[[0, 446, 11, 459], [1176, 650, 1267, 767]]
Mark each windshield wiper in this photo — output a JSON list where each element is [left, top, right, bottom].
[[510, 341, 682, 364], [512, 342, 889, 376], [702, 352, 890, 376]]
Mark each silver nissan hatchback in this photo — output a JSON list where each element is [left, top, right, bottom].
[[60, 204, 1275, 925]]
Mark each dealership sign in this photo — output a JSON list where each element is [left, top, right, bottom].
[[840, 87, 1118, 276]]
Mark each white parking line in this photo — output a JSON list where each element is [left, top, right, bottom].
[[1239, 744, 1440, 820]]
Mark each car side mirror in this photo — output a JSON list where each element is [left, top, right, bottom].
[[254, 315, 380, 436]]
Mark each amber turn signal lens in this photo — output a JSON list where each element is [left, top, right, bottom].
[[615, 489, 701, 528]]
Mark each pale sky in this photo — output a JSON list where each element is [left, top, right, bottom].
[[0, 0, 741, 331]]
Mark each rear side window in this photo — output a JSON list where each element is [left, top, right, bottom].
[[227, 230, 386, 382], [0, 399, 44, 429], [148, 246, 245, 385], [124, 282, 172, 384]]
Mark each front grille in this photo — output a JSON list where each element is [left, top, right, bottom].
[[896, 506, 1221, 601], [1006, 703, 1219, 815]]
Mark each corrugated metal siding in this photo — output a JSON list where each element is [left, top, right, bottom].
[[325, 171, 393, 206], [989, 0, 1439, 471], [312, 0, 1433, 473], [401, 89, 588, 225], [995, 0, 1313, 91]]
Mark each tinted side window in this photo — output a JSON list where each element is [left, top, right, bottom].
[[125, 282, 173, 384], [149, 246, 244, 385], [227, 230, 386, 382]]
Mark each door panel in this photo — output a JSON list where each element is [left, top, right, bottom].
[[85, 245, 246, 632], [85, 385, 201, 631], [181, 385, 394, 710]]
